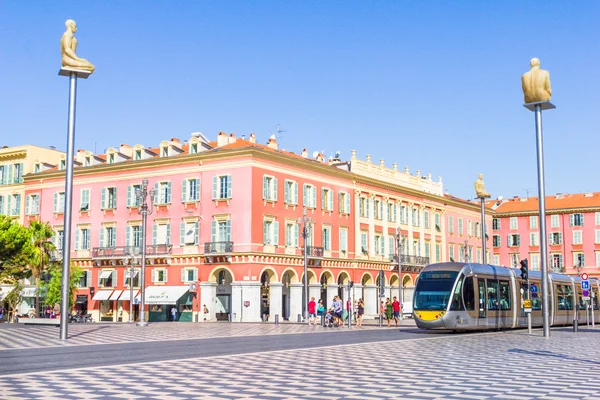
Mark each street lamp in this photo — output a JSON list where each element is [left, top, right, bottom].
[[122, 254, 138, 323], [297, 208, 312, 324], [463, 239, 473, 263], [135, 178, 155, 327], [395, 227, 407, 319]]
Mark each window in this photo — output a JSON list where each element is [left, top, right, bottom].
[[54, 191, 65, 213], [6, 194, 21, 216], [448, 216, 454, 233], [374, 235, 383, 255], [152, 222, 171, 245], [127, 185, 142, 207], [412, 208, 420, 227], [570, 213, 584, 227], [435, 213, 441, 232], [449, 244, 455, 261], [435, 243, 441, 262], [556, 284, 574, 311], [181, 267, 198, 283], [596, 230, 600, 244], [493, 235, 501, 247], [322, 226, 331, 251], [424, 241, 430, 259], [529, 232, 539, 246], [101, 187, 117, 210], [190, 143, 198, 154], [414, 240, 420, 256], [492, 218, 500, 230], [125, 268, 140, 287], [551, 254, 563, 271], [285, 222, 299, 247], [530, 253, 540, 271], [510, 217, 518, 230], [467, 220, 473, 237], [33, 163, 40, 174], [211, 219, 232, 242], [360, 232, 368, 255], [98, 270, 116, 288], [358, 197, 369, 218], [530, 216, 538, 229], [80, 189, 90, 211], [84, 156, 91, 167], [162, 147, 169, 157], [100, 226, 116, 248], [108, 154, 115, 164], [322, 188, 333, 212], [458, 218, 463, 235], [424, 210, 430, 229], [551, 215, 560, 228], [574, 253, 585, 267], [499, 281, 511, 310], [180, 221, 199, 246], [263, 219, 279, 245], [59, 159, 66, 170], [25, 194, 40, 215], [212, 175, 232, 200], [76, 270, 92, 288], [401, 205, 408, 224], [126, 225, 143, 248], [549, 232, 562, 245], [596, 252, 600, 268], [339, 192, 351, 214], [475, 222, 481, 238], [476, 249, 481, 263], [134, 150, 142, 160], [487, 280, 500, 310], [263, 176, 278, 201], [284, 180, 299, 205], [493, 255, 500, 265], [75, 227, 91, 250], [387, 203, 396, 222], [302, 184, 317, 208], [54, 229, 64, 250], [152, 268, 168, 283], [182, 178, 200, 202], [0, 165, 4, 184], [596, 212, 600, 226], [573, 231, 583, 245], [508, 234, 520, 247], [372, 199, 383, 220], [155, 182, 172, 204]]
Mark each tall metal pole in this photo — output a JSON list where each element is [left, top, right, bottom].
[[480, 199, 487, 263], [534, 104, 551, 338], [128, 257, 135, 323], [303, 212, 308, 324], [59, 72, 77, 341], [396, 233, 403, 320], [137, 179, 150, 327]]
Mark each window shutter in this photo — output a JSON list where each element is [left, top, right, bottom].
[[274, 221, 279, 245], [101, 188, 106, 209], [212, 176, 218, 199], [152, 223, 157, 245], [152, 269, 157, 282], [285, 224, 290, 246], [164, 269, 168, 283], [226, 220, 231, 241], [379, 201, 383, 219], [112, 270, 118, 287], [86, 271, 92, 288], [53, 192, 58, 213], [570, 214, 574, 226], [581, 214, 584, 226], [180, 222, 185, 246], [284, 181, 290, 203], [126, 226, 131, 247], [366, 198, 370, 218], [321, 188, 325, 209], [338, 193, 343, 211], [181, 268, 186, 283], [303, 184, 308, 207], [345, 194, 350, 214], [341, 229, 347, 252], [516, 235, 520, 246], [194, 221, 199, 245], [153, 182, 159, 203], [211, 220, 216, 242], [226, 176, 232, 198], [263, 176, 268, 199], [263, 221, 268, 244], [74, 229, 80, 251], [558, 232, 562, 244], [112, 188, 117, 208], [167, 182, 172, 203], [6, 164, 12, 184], [127, 185, 133, 206], [182, 179, 188, 202], [273, 178, 278, 201], [194, 179, 200, 201], [34, 195, 39, 214], [193, 267, 198, 281], [166, 223, 171, 245], [100, 228, 105, 248], [98, 270, 103, 286], [25, 195, 31, 215], [328, 191, 333, 211], [293, 224, 299, 247], [294, 182, 298, 204], [359, 199, 363, 216]]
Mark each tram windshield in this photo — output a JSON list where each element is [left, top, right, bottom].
[[414, 271, 459, 311]]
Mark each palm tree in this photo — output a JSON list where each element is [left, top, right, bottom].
[[28, 221, 55, 315]]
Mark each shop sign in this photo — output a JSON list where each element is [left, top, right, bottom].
[[76, 295, 88, 304], [148, 292, 169, 301]]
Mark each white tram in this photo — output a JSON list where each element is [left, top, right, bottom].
[[413, 262, 600, 330]]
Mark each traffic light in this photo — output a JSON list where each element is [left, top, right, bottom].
[[520, 259, 529, 280]]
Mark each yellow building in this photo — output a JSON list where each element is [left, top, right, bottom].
[[0, 145, 64, 223]]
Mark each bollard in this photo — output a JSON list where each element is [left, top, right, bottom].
[[321, 313, 325, 326], [573, 318, 578, 332], [275, 314, 279, 325], [262, 314, 266, 322], [297, 314, 302, 323]]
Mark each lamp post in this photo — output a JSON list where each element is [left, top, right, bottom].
[[298, 208, 312, 324], [395, 228, 406, 318], [135, 179, 155, 327], [463, 239, 473, 263], [122, 254, 138, 323]]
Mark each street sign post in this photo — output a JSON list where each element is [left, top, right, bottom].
[[582, 280, 590, 290], [581, 272, 589, 280], [524, 299, 532, 313]]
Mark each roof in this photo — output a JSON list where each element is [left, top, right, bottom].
[[493, 192, 600, 214]]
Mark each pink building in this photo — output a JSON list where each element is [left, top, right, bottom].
[[492, 193, 600, 277], [22, 132, 489, 322]]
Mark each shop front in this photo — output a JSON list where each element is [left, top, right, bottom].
[[145, 286, 190, 322], [18, 287, 38, 316], [75, 294, 88, 315], [119, 289, 139, 322], [109, 290, 123, 322], [92, 289, 113, 321]]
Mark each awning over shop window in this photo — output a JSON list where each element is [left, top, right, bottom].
[[92, 290, 113, 301], [109, 290, 123, 301], [0, 286, 15, 301], [99, 270, 113, 280], [119, 290, 139, 301], [145, 286, 190, 305]]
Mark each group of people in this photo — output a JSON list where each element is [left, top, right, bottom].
[[306, 296, 369, 327], [381, 297, 402, 327]]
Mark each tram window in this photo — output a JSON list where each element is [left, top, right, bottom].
[[594, 290, 599, 310], [463, 277, 475, 311], [579, 293, 586, 310], [487, 279, 499, 310], [563, 285, 573, 310], [556, 285, 566, 310], [499, 280, 511, 310], [531, 282, 542, 310], [450, 274, 465, 311]]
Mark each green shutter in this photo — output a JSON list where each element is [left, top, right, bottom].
[[226, 176, 232, 198], [284, 181, 290, 203], [182, 179, 188, 202], [193, 267, 198, 281], [167, 182, 172, 203], [274, 221, 279, 245], [212, 177, 217, 199], [273, 178, 278, 201], [112, 188, 117, 208], [86, 271, 92, 287], [101, 188, 106, 209], [211, 220, 216, 242], [366, 198, 370, 217], [321, 188, 325, 209], [53, 192, 58, 213], [154, 182, 159, 203], [126, 226, 131, 247], [25, 195, 31, 215], [194, 221, 199, 245], [294, 224, 299, 247], [263, 221, 268, 244], [6, 164, 12, 184], [263, 176, 268, 199], [166, 223, 171, 245], [180, 222, 185, 246], [74, 229, 80, 251], [127, 186, 132, 206], [225, 220, 231, 241], [294, 182, 298, 204], [344, 193, 350, 213], [100, 228, 105, 248], [152, 223, 157, 245], [303, 184, 308, 207], [328, 191, 333, 211], [181, 268, 186, 283]]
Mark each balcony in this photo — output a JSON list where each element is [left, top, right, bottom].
[[92, 245, 173, 265], [390, 254, 430, 272], [204, 241, 234, 263], [301, 246, 324, 267], [50, 249, 63, 262]]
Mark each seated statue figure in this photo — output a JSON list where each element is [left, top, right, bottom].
[[474, 173, 491, 199], [521, 58, 551, 103], [60, 19, 95, 73]]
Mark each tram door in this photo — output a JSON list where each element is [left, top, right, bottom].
[[477, 279, 487, 325]]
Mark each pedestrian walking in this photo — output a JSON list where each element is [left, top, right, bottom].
[[385, 298, 393, 327], [392, 296, 401, 326], [356, 299, 364, 327], [308, 297, 317, 325], [203, 304, 209, 321], [171, 306, 178, 322], [53, 302, 60, 318], [332, 296, 342, 326]]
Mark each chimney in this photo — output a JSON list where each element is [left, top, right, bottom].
[[267, 134, 278, 150], [217, 132, 228, 147], [351, 150, 357, 160], [301, 148, 308, 158], [249, 133, 256, 144], [228, 133, 237, 144], [380, 159, 385, 168], [366, 154, 371, 163], [170, 138, 181, 144], [316, 152, 325, 162], [416, 170, 421, 177], [393, 163, 398, 171]]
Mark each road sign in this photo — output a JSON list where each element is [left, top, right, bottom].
[[583, 289, 590, 298], [530, 285, 538, 293], [582, 280, 590, 290], [581, 273, 589, 280]]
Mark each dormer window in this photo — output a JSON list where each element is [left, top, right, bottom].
[[59, 160, 66, 170], [84, 156, 91, 166], [135, 150, 142, 160], [162, 147, 169, 157], [190, 143, 198, 154], [108, 154, 115, 164], [34, 163, 40, 173]]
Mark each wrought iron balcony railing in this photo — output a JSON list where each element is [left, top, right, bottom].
[[92, 245, 173, 259], [302, 246, 324, 258], [204, 241, 234, 254], [390, 254, 430, 266]]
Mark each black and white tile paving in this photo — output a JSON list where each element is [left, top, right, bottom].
[[1, 329, 600, 399]]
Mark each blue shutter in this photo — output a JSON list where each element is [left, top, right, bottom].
[[194, 221, 199, 245], [263, 176, 268, 199], [211, 220, 216, 242], [226, 176, 232, 198], [167, 182, 172, 203], [101, 188, 106, 209], [126, 226, 131, 247], [225, 220, 231, 241], [294, 182, 298, 204], [212, 177, 217, 199], [182, 179, 188, 202], [273, 178, 278, 201], [274, 221, 279, 245], [180, 222, 185, 246], [152, 223, 157, 245]]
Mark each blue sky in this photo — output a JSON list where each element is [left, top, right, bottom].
[[1, 1, 598, 200]]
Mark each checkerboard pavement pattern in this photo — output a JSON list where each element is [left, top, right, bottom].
[[1, 329, 600, 399], [0, 322, 384, 350]]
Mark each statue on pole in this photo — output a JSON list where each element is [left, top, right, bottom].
[[521, 58, 551, 103], [474, 173, 491, 199], [60, 19, 95, 73]]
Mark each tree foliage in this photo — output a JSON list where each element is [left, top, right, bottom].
[[41, 263, 83, 311], [0, 215, 33, 281]]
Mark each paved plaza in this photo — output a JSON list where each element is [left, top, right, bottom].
[[0, 323, 599, 399]]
